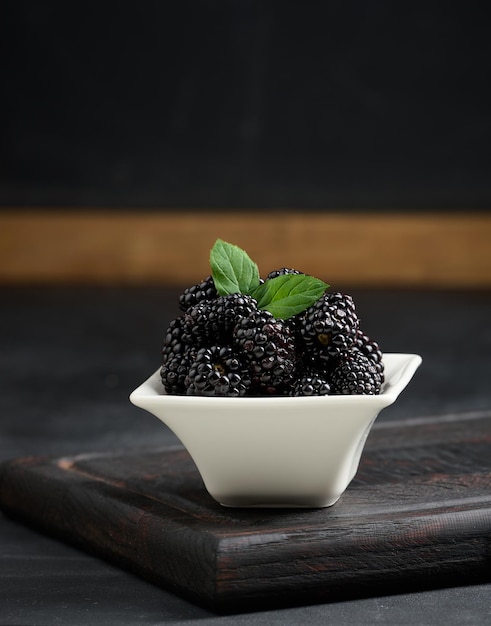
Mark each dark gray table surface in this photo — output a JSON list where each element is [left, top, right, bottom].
[[1, 286, 490, 625]]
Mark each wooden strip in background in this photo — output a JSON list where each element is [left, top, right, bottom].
[[0, 210, 490, 287]]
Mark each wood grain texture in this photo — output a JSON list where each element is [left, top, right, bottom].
[[1, 411, 490, 612], [1, 210, 491, 287]]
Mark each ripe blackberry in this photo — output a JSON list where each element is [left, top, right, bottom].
[[178, 275, 217, 312], [161, 349, 196, 395], [161, 317, 188, 361], [207, 294, 258, 343], [266, 268, 303, 279], [290, 371, 331, 396], [353, 329, 385, 382], [330, 352, 382, 395], [297, 292, 359, 367], [185, 346, 252, 397], [182, 294, 258, 347], [160, 317, 195, 394], [182, 300, 215, 347], [233, 310, 297, 395]]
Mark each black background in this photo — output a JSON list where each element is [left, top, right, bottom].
[[2, 1, 491, 209]]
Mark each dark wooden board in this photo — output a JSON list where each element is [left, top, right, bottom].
[[1, 412, 491, 612]]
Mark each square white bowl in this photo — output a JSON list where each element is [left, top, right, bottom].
[[130, 353, 422, 508]]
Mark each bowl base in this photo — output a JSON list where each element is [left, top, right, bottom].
[[218, 494, 342, 509]]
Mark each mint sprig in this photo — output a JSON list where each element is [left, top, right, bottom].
[[252, 273, 329, 319], [210, 239, 260, 296], [209, 239, 329, 320]]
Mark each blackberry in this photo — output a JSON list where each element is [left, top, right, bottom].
[[185, 346, 252, 397], [160, 317, 195, 394], [353, 329, 385, 382], [182, 294, 258, 347], [266, 268, 303, 279], [161, 317, 188, 362], [161, 349, 196, 395], [290, 371, 331, 396], [207, 294, 258, 343], [182, 300, 215, 346], [297, 292, 359, 368], [233, 310, 297, 395], [178, 276, 217, 312], [330, 352, 383, 395]]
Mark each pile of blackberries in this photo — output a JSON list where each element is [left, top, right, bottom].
[[160, 271, 384, 397]]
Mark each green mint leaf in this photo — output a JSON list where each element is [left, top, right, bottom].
[[210, 239, 261, 296], [252, 274, 329, 319]]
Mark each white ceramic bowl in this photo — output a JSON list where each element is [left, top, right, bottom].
[[130, 353, 422, 508]]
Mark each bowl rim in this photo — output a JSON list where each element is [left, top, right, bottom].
[[130, 353, 422, 407]]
